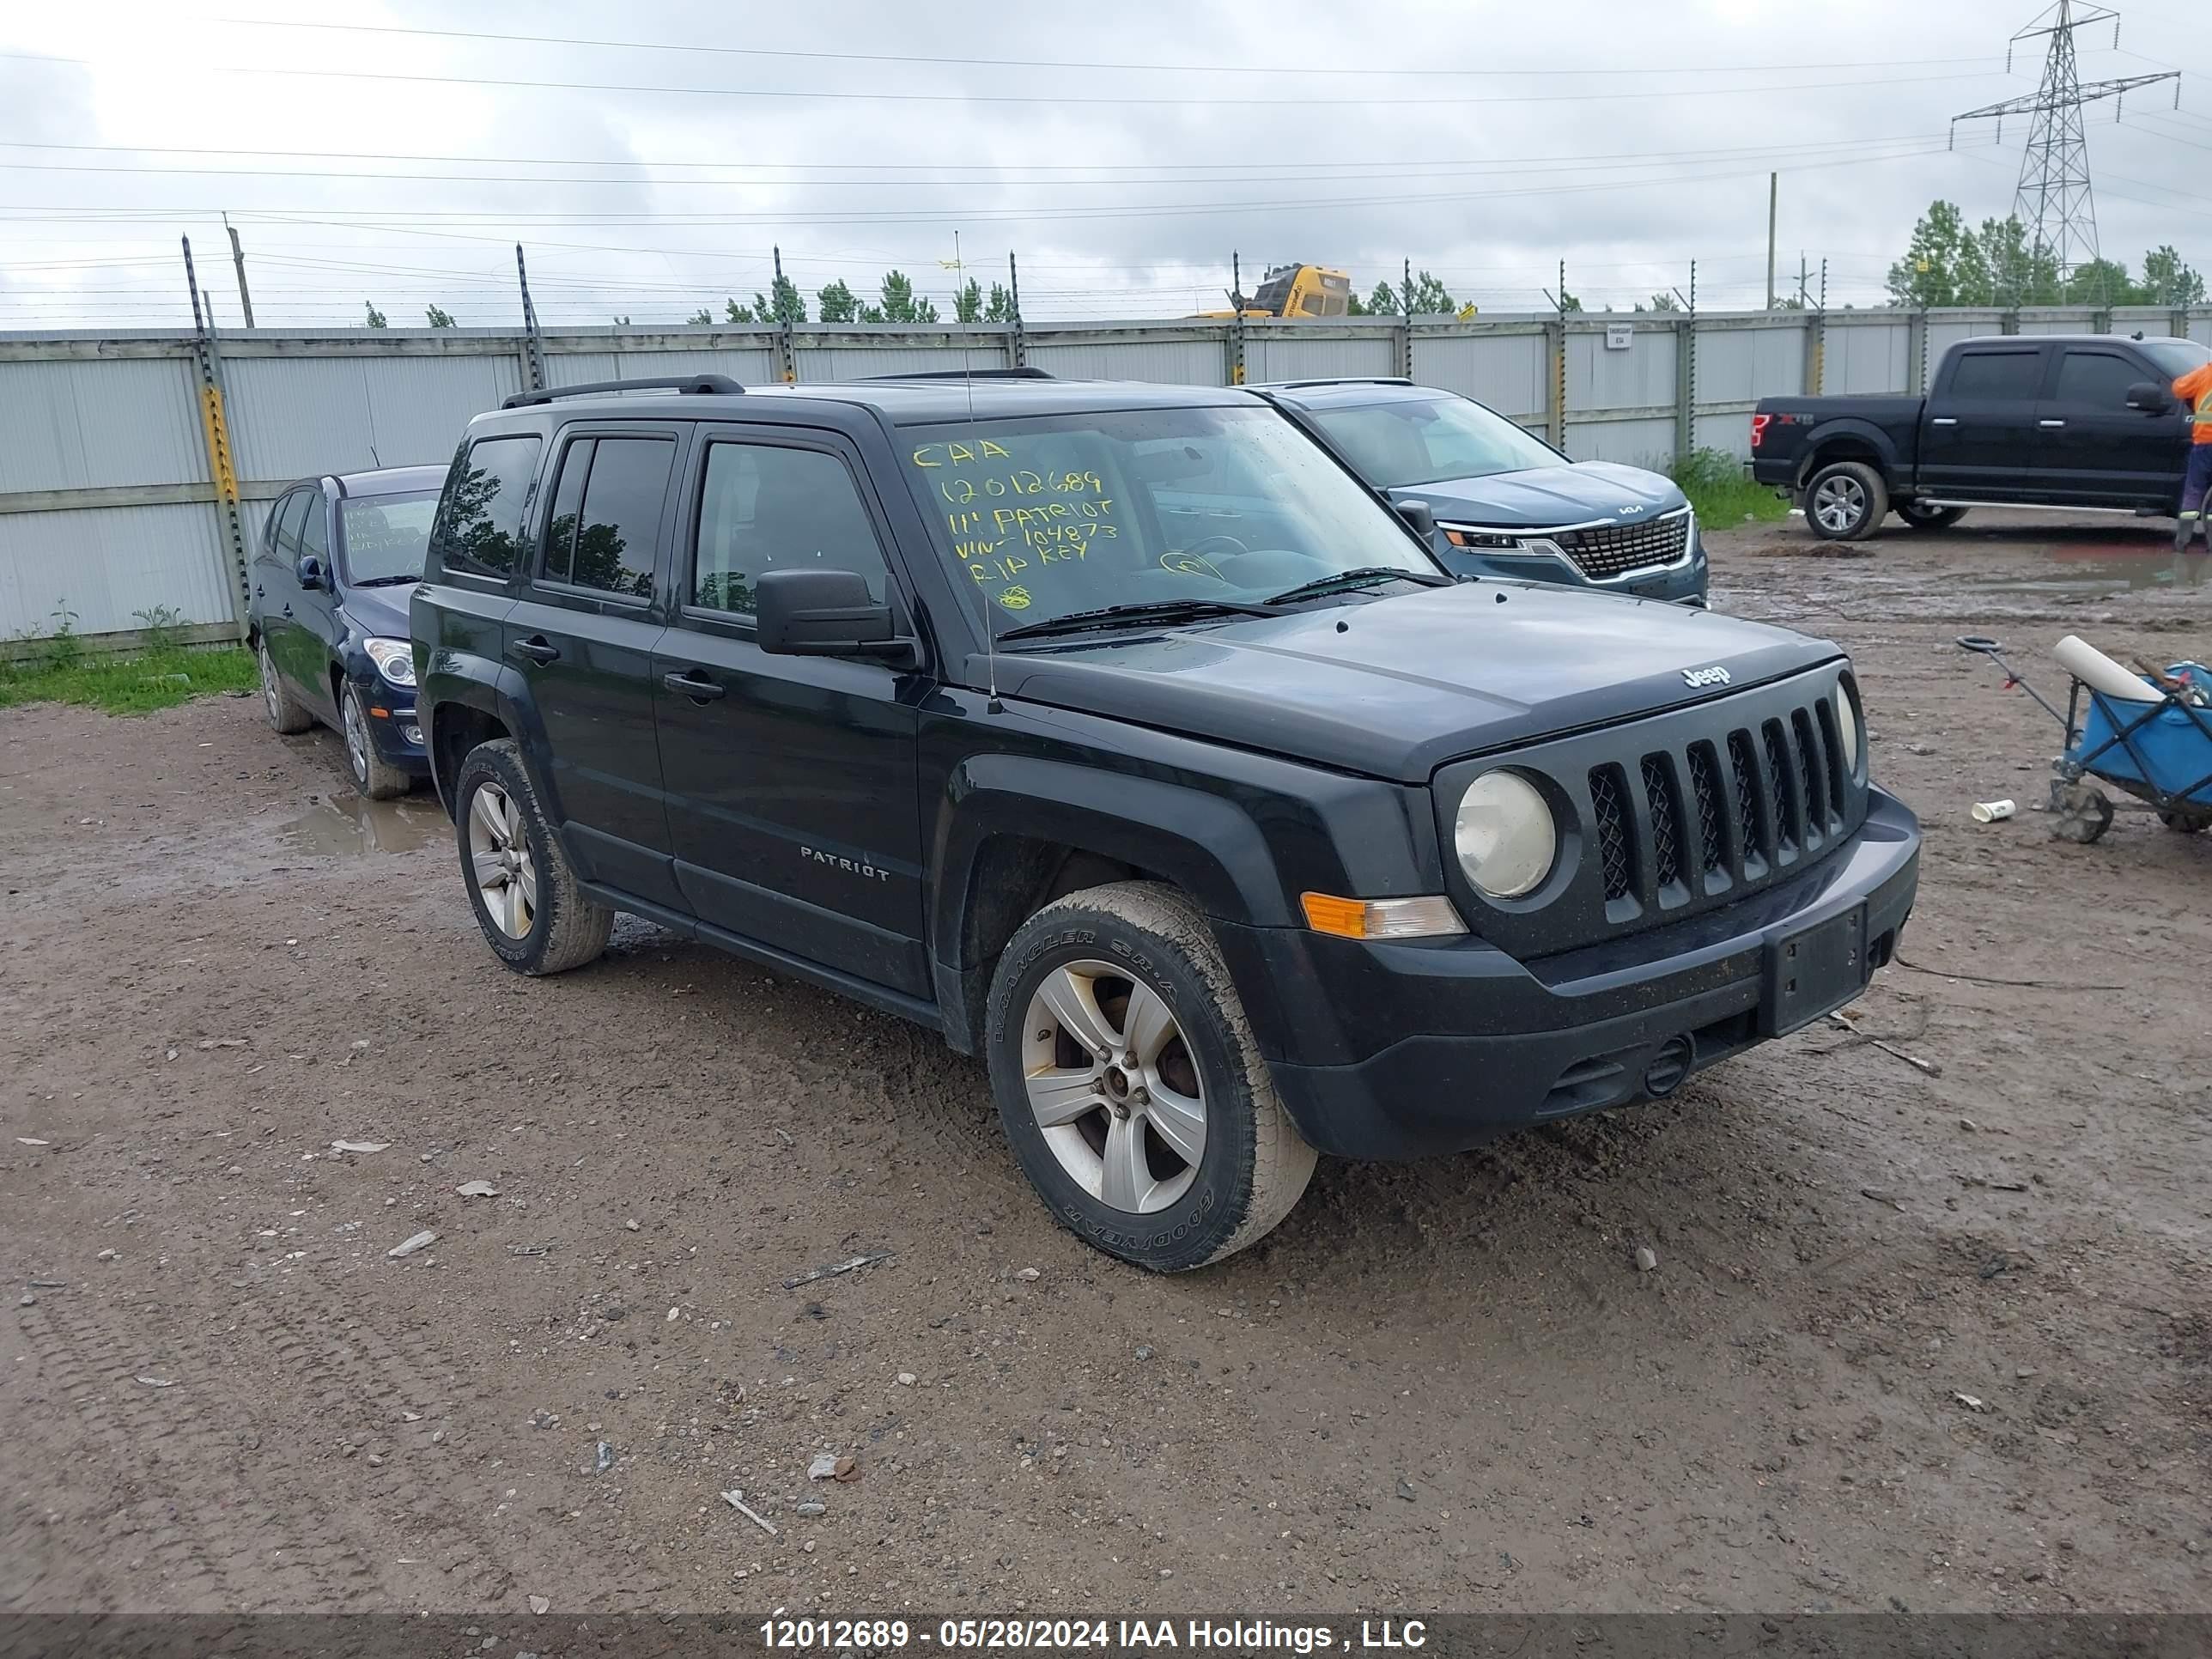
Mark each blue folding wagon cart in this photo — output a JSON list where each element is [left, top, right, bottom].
[[1958, 636, 2212, 845]]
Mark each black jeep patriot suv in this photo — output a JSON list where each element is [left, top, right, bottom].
[[411, 370, 1920, 1271]]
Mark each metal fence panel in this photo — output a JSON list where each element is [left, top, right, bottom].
[[1245, 327, 1397, 383], [1928, 313, 2005, 358], [1697, 325, 1805, 404], [1023, 332, 1225, 384], [1566, 416, 1677, 469], [606, 343, 780, 383], [1411, 330, 1547, 420], [0, 501, 234, 638], [224, 352, 525, 483], [1567, 321, 1676, 415], [1825, 319, 1911, 394], [0, 355, 206, 493], [1692, 410, 1758, 461]]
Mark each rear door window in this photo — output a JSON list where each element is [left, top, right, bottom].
[[540, 434, 673, 601], [1946, 349, 2043, 400], [437, 434, 543, 580]]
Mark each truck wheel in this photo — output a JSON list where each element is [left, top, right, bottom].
[[258, 636, 313, 734], [453, 738, 613, 975], [1805, 460, 1887, 541], [985, 880, 1317, 1273], [1896, 501, 1966, 532], [342, 684, 413, 800]]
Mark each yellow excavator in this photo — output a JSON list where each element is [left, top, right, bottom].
[[1195, 263, 1354, 319]]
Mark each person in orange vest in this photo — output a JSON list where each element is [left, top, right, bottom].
[[2171, 358, 2212, 551]]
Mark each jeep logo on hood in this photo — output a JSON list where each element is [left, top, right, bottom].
[[1682, 665, 1732, 688]]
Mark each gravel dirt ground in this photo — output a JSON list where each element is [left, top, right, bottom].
[[2, 510, 2207, 1620]]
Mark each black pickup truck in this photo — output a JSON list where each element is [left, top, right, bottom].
[[1752, 333, 2211, 541], [411, 371, 1919, 1271]]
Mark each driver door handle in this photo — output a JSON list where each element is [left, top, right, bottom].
[[1930, 416, 1960, 427], [2039, 418, 2067, 428], [507, 637, 561, 665], [663, 671, 726, 702]]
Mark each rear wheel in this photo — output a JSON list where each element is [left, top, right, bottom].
[[258, 636, 313, 733], [453, 738, 613, 975], [1805, 460, 1888, 542], [1897, 501, 1966, 532], [984, 881, 1316, 1272], [342, 684, 412, 800]]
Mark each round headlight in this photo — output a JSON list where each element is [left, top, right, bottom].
[[1454, 771, 1557, 899], [1833, 680, 1861, 775]]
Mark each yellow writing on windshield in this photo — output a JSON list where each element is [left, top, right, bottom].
[[909, 439, 1014, 469], [932, 441, 1121, 589]]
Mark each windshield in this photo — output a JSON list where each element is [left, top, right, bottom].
[[339, 491, 439, 584], [2141, 338, 2212, 380], [898, 404, 1438, 639], [1306, 394, 1561, 489]]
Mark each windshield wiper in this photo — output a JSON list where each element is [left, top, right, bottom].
[[1263, 566, 1452, 605], [995, 598, 1285, 643], [349, 574, 422, 587]]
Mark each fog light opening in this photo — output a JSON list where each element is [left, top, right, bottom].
[[1644, 1034, 1695, 1099]]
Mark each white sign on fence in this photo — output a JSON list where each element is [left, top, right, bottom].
[[1605, 323, 1635, 351]]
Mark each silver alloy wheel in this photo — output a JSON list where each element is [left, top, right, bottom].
[[259, 640, 281, 724], [1021, 959, 1206, 1214], [467, 781, 538, 939], [1812, 473, 1866, 536], [342, 688, 371, 785]]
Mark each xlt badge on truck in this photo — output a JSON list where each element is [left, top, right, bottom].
[[1682, 665, 1732, 688]]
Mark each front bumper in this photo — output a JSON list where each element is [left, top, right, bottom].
[[1436, 530, 1709, 606], [348, 669, 431, 775], [1218, 787, 1919, 1158]]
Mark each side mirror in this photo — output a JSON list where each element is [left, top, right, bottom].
[[756, 567, 902, 658], [1395, 498, 1438, 540], [2126, 381, 2174, 414], [296, 554, 327, 591]]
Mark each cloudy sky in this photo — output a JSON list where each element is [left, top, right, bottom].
[[4, 0, 2211, 331]]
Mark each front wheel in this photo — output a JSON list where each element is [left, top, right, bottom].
[[1804, 460, 1888, 542], [342, 684, 412, 800], [984, 881, 1316, 1272], [453, 738, 613, 975], [1897, 501, 1966, 532]]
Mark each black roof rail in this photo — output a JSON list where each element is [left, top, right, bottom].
[[1250, 376, 1417, 392], [501, 374, 744, 409], [854, 367, 1057, 383]]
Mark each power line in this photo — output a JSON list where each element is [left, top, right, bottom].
[[212, 16, 2006, 82], [0, 50, 2010, 110]]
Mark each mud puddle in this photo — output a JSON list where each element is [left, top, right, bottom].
[[277, 793, 444, 858], [1958, 543, 2212, 598]]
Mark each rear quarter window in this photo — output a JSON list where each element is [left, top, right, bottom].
[[433, 434, 543, 581]]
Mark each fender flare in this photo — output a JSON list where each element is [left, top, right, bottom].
[[1796, 418, 1903, 489], [420, 654, 562, 822]]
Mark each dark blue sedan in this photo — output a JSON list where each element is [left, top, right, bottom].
[[1257, 379, 1708, 606], [249, 465, 446, 797]]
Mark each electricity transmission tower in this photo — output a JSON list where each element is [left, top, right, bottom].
[[1950, 2, 2178, 301]]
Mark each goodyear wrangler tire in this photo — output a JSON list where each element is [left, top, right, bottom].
[[985, 880, 1317, 1272]]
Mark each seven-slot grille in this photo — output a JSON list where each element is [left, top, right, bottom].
[[1586, 686, 1850, 914], [1552, 509, 1691, 580]]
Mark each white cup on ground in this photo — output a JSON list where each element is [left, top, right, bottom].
[[1971, 799, 2016, 823]]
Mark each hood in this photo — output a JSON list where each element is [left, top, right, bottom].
[[338, 583, 412, 641], [1386, 461, 1686, 530], [989, 582, 1837, 783]]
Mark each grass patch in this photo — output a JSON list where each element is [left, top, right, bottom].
[[0, 646, 259, 715], [1672, 447, 1790, 529]]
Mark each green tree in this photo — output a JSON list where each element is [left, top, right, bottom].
[[1363, 280, 1400, 315], [1644, 290, 1682, 313], [686, 307, 714, 325], [1886, 199, 1970, 307], [874, 270, 939, 324], [1557, 289, 1583, 313], [723, 297, 757, 323], [953, 277, 983, 323], [363, 301, 387, 329], [2141, 245, 2205, 306], [425, 304, 456, 328], [815, 278, 859, 323], [1345, 288, 1370, 316], [983, 282, 1016, 323], [2064, 258, 2139, 307], [763, 272, 806, 325]]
